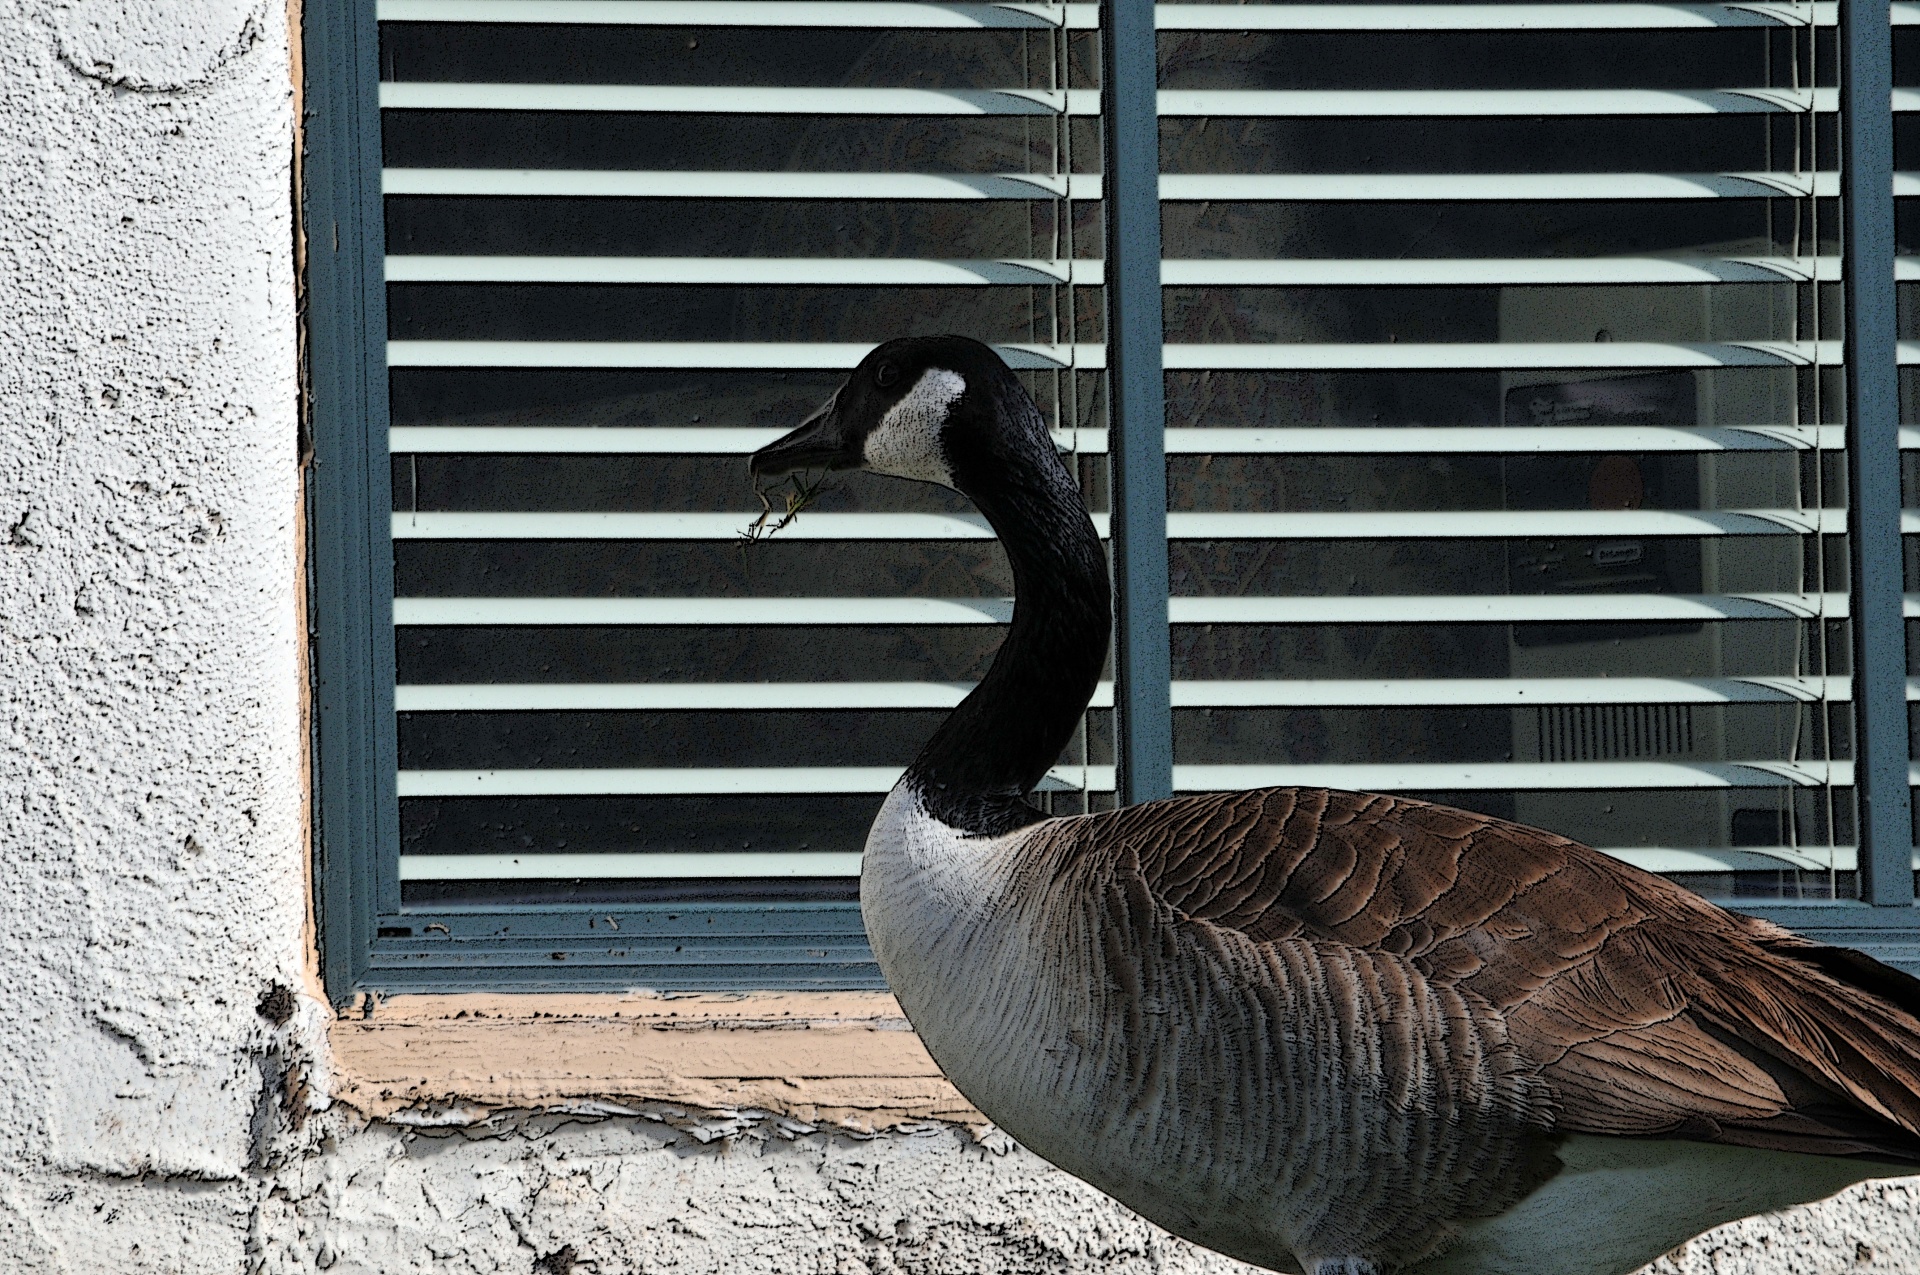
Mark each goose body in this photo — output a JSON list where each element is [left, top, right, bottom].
[[751, 336, 1920, 1275]]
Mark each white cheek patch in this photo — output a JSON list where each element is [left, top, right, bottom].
[[863, 368, 965, 486]]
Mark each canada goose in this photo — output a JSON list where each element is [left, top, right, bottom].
[[750, 335, 1920, 1275]]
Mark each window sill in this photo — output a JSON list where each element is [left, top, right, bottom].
[[1728, 902, 1920, 974], [327, 991, 982, 1132]]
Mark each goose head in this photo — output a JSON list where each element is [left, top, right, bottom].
[[749, 335, 1058, 500], [749, 335, 1109, 831]]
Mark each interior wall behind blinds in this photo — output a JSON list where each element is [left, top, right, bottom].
[[378, 0, 1106, 905]]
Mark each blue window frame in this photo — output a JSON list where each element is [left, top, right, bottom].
[[307, 0, 1918, 1003]]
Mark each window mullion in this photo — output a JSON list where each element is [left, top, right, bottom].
[[1841, 0, 1914, 905], [1100, 0, 1174, 805]]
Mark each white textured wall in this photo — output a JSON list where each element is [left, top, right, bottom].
[[0, 0, 314, 1232], [1, 2, 1918, 1271], [247, 1115, 1920, 1275]]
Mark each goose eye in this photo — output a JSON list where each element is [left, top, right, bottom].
[[874, 363, 901, 389]]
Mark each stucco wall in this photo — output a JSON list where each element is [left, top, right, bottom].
[[0, 0, 314, 1217], [3, 1, 1920, 1271]]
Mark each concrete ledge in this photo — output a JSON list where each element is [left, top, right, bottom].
[[328, 991, 983, 1132]]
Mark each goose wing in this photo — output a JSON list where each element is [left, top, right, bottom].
[[1077, 786, 1920, 1162]]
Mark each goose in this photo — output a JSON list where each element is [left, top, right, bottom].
[[749, 334, 1920, 1275]]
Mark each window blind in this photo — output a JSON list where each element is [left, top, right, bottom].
[[377, 0, 1106, 906], [372, 0, 1911, 922], [1153, 0, 1868, 894]]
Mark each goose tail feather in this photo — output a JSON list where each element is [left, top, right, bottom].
[[1684, 917, 1920, 1145]]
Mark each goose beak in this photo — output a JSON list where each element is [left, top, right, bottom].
[[750, 394, 860, 477]]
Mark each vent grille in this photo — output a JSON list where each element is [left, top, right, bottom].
[[1537, 704, 1696, 763]]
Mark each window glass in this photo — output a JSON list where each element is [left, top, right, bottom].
[[378, 1, 1860, 909], [381, 5, 1106, 906], [1158, 7, 1852, 899]]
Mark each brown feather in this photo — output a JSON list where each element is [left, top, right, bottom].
[[1055, 787, 1920, 1165]]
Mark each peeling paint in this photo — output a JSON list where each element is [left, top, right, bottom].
[[328, 993, 984, 1134]]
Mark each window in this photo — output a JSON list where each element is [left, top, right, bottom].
[[307, 0, 1917, 1001]]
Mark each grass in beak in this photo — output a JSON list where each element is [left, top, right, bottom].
[[739, 469, 834, 569]]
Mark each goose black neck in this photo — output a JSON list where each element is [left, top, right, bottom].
[[905, 391, 1111, 836]]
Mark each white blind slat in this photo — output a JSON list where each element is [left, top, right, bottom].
[[379, 82, 1097, 115], [394, 760, 1854, 799], [383, 169, 1872, 201], [388, 508, 1850, 541], [398, 852, 869, 879], [393, 844, 1880, 884], [385, 340, 1091, 369], [1173, 594, 1852, 624], [381, 168, 1081, 199], [386, 254, 1858, 286], [378, 1, 1088, 29], [390, 425, 1865, 455], [376, 2, 1854, 32], [393, 675, 1872, 713], [392, 596, 1019, 626], [381, 82, 1849, 117], [386, 339, 1852, 370], [390, 593, 1858, 627]]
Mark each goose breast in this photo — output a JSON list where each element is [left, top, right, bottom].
[[864, 785, 1555, 1272]]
